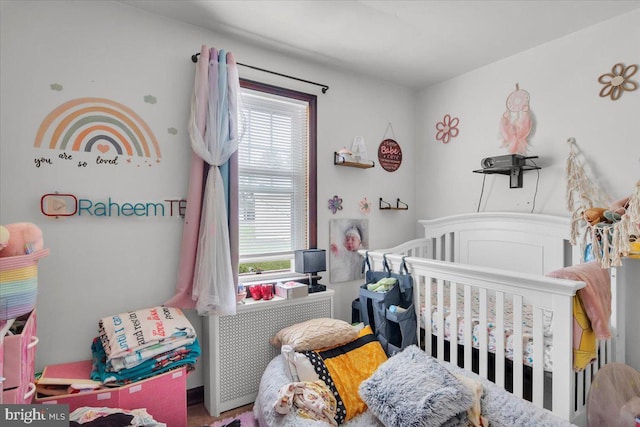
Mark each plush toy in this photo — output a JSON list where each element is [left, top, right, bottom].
[[584, 208, 607, 226], [583, 196, 630, 227], [609, 196, 630, 216], [0, 223, 44, 257]]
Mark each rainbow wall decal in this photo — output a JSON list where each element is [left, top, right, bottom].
[[34, 97, 161, 159]]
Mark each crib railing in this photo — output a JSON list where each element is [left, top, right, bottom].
[[361, 247, 587, 423]]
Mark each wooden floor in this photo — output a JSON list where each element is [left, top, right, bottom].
[[187, 403, 253, 427]]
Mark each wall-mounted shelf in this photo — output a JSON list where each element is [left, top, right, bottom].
[[379, 198, 408, 210], [334, 152, 375, 168], [473, 157, 540, 189]]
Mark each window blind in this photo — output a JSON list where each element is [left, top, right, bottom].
[[238, 89, 309, 259]]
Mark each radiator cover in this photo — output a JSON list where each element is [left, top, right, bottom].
[[203, 290, 334, 416]]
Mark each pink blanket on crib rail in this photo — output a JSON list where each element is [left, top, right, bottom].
[[546, 261, 612, 339]]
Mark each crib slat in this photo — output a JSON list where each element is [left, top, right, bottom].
[[551, 291, 574, 421], [414, 277, 421, 349], [604, 338, 611, 366], [444, 231, 453, 262], [609, 266, 624, 364], [576, 370, 585, 412], [512, 294, 524, 398], [424, 277, 432, 356], [532, 307, 544, 407], [479, 288, 488, 378], [436, 235, 444, 261], [495, 292, 505, 388], [464, 285, 472, 371], [450, 281, 458, 366], [584, 364, 592, 408], [436, 278, 445, 361]]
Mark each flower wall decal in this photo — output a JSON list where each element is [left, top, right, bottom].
[[598, 63, 638, 100], [435, 114, 459, 144], [328, 195, 343, 214], [359, 197, 371, 215]]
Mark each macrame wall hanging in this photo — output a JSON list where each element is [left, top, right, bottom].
[[565, 137, 640, 267]]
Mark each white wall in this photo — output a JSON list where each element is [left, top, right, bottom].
[[0, 0, 415, 389], [415, 10, 640, 222]]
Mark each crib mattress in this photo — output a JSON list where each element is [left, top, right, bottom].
[[419, 283, 554, 372]]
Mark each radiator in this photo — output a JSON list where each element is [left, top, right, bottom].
[[203, 290, 334, 416]]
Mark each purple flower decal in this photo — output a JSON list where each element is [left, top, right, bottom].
[[328, 195, 343, 214]]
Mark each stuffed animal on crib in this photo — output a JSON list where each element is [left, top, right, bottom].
[[583, 196, 630, 226], [0, 223, 44, 257]]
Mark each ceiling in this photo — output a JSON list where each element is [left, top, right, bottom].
[[121, 0, 640, 88]]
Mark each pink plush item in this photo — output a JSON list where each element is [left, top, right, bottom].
[[0, 225, 9, 251], [547, 261, 612, 339], [610, 196, 630, 215], [0, 223, 44, 258]]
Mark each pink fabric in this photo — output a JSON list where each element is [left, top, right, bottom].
[[499, 111, 532, 154], [546, 261, 612, 339], [165, 45, 210, 309]]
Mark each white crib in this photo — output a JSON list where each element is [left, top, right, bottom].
[[361, 212, 625, 426]]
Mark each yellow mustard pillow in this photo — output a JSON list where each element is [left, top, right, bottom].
[[303, 325, 388, 423], [270, 318, 359, 351]]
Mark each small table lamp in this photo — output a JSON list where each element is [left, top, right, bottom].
[[294, 249, 327, 293]]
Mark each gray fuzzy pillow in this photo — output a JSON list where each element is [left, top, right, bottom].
[[359, 345, 473, 427]]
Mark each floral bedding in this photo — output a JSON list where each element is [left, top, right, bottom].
[[419, 282, 554, 372]]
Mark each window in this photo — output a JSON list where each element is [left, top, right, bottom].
[[237, 80, 317, 279]]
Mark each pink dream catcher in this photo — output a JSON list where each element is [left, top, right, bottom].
[[500, 84, 532, 154]]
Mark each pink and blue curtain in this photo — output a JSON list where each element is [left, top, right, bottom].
[[166, 45, 240, 316]]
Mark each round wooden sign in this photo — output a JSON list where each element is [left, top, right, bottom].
[[377, 139, 402, 172]]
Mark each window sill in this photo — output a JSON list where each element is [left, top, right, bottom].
[[240, 273, 307, 286], [235, 289, 334, 313]]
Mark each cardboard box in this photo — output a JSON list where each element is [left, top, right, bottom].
[[276, 281, 309, 299], [36, 365, 187, 427]]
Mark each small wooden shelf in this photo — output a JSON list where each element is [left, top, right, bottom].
[[334, 152, 375, 168], [379, 198, 408, 210]]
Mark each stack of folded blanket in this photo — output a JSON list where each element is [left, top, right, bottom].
[[90, 306, 200, 386]]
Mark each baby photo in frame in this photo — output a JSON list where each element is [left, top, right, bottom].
[[329, 219, 369, 283]]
